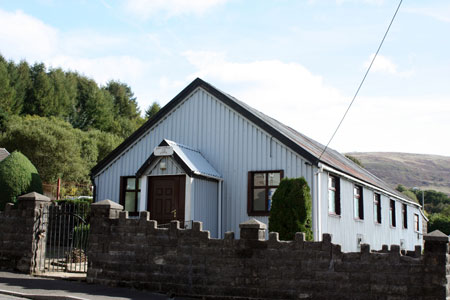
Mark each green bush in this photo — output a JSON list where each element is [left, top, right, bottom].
[[268, 177, 313, 241], [428, 213, 450, 235], [0, 151, 43, 210], [72, 224, 90, 249]]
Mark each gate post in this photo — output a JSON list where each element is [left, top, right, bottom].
[[16, 192, 51, 274], [87, 199, 123, 282]]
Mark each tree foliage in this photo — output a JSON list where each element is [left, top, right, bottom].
[[0, 115, 122, 184], [0, 151, 43, 210], [0, 56, 145, 139], [268, 177, 313, 241], [145, 101, 161, 120], [345, 154, 364, 168], [0, 55, 144, 187], [395, 184, 450, 234]]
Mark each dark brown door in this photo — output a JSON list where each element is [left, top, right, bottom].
[[148, 175, 185, 226]]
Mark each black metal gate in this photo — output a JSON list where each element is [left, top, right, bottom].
[[38, 202, 90, 273]]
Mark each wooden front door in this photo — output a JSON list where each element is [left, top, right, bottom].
[[148, 175, 185, 226]]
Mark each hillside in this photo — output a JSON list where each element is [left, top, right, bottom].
[[346, 152, 450, 195]]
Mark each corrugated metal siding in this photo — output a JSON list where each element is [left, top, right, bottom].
[[191, 178, 218, 237], [147, 157, 184, 176], [320, 172, 423, 252], [95, 88, 309, 237]]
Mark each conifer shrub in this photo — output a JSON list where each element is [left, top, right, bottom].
[[0, 151, 43, 210], [268, 177, 313, 240]]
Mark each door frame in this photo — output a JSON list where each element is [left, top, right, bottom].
[[147, 175, 186, 225]]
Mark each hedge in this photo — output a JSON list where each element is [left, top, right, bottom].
[[0, 151, 43, 210], [268, 177, 313, 241]]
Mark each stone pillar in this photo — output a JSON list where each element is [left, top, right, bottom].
[[87, 199, 123, 282], [239, 219, 266, 241], [423, 230, 449, 299], [16, 192, 51, 274]]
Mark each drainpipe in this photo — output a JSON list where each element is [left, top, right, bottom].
[[316, 163, 324, 241], [217, 179, 223, 238]]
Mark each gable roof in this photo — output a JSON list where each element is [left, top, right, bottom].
[[0, 148, 9, 162], [91, 78, 415, 205], [136, 139, 222, 180]]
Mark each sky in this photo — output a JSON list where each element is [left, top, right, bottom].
[[0, 0, 449, 156]]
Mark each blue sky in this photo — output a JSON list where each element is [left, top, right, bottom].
[[0, 0, 448, 156]]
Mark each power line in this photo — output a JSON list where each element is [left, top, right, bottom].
[[317, 0, 403, 162]]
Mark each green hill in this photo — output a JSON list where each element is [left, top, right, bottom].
[[346, 152, 450, 196]]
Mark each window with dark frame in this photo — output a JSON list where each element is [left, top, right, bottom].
[[119, 176, 140, 216], [353, 185, 364, 220], [328, 175, 341, 215], [247, 170, 283, 216], [374, 193, 381, 224], [402, 203, 408, 229], [390, 199, 396, 227], [414, 213, 419, 232]]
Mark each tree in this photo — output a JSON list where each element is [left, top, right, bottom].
[[428, 213, 450, 235], [0, 115, 87, 183], [7, 60, 31, 114], [0, 57, 15, 114], [71, 77, 115, 132], [268, 177, 313, 240], [23, 63, 55, 116], [145, 101, 161, 120], [0, 115, 123, 184], [0, 151, 43, 210], [345, 154, 364, 168], [104, 80, 140, 119]]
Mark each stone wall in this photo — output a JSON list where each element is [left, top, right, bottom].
[[0, 192, 50, 273], [87, 200, 450, 300]]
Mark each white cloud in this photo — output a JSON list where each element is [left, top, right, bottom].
[[45, 55, 147, 85], [336, 0, 385, 5], [180, 51, 449, 156], [182, 50, 347, 144], [0, 9, 59, 61], [405, 5, 450, 23], [122, 0, 228, 20], [364, 54, 413, 77]]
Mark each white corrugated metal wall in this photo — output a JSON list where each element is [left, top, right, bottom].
[[191, 178, 218, 236], [319, 172, 423, 251], [94, 87, 311, 238]]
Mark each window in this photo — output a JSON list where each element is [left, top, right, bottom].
[[353, 185, 364, 220], [402, 203, 408, 229], [328, 175, 341, 215], [120, 176, 140, 215], [374, 193, 381, 224], [390, 200, 396, 227], [247, 170, 283, 215], [414, 214, 419, 232]]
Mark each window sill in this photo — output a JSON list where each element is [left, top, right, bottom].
[[354, 218, 364, 222], [374, 222, 382, 226], [248, 212, 270, 217], [390, 225, 397, 229], [328, 212, 341, 218]]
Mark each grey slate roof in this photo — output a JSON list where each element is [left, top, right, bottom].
[[0, 148, 9, 162], [165, 140, 222, 180]]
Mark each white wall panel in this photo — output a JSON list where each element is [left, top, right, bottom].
[[320, 171, 423, 252]]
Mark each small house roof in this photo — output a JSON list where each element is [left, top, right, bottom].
[[0, 148, 10, 162], [136, 139, 222, 180]]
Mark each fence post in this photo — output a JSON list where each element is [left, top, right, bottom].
[[16, 192, 51, 274], [423, 230, 449, 299], [239, 218, 266, 241]]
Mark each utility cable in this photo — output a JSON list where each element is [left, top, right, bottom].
[[317, 0, 403, 162]]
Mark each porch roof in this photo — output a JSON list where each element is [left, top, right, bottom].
[[136, 139, 222, 181]]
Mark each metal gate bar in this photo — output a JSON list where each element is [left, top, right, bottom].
[[38, 202, 89, 274]]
